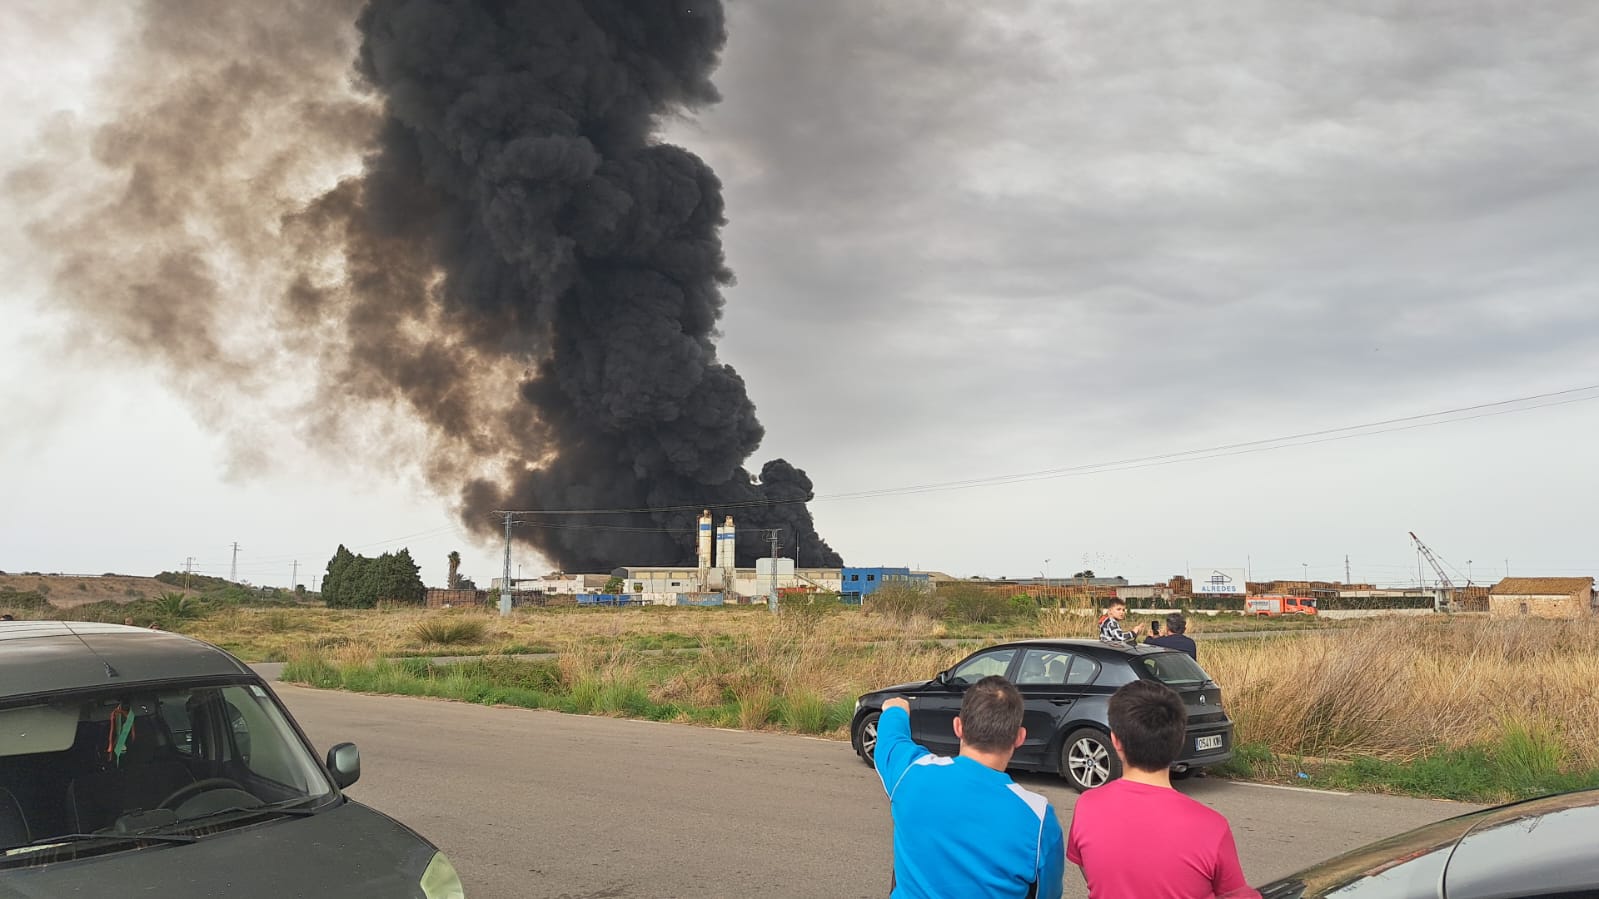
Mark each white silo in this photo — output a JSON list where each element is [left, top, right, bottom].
[[716, 515, 736, 589], [697, 509, 714, 590]]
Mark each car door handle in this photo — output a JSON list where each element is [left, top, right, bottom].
[[1050, 698, 1074, 706]]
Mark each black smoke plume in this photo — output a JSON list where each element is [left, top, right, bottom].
[[15, 0, 840, 571]]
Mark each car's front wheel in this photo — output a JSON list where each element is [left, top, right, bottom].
[[853, 711, 881, 767], [1060, 727, 1121, 791]]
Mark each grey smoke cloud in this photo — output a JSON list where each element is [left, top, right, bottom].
[[7, 1, 1599, 580], [11, 0, 840, 571]]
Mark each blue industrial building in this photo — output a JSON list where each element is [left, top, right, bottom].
[[840, 567, 929, 604]]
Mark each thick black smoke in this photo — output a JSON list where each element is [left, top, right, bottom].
[[19, 0, 839, 570], [338, 0, 839, 569]]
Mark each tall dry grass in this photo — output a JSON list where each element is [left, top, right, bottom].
[[181, 602, 971, 662], [1203, 616, 1599, 768]]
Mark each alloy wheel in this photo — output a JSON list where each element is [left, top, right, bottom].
[[1068, 735, 1112, 788]]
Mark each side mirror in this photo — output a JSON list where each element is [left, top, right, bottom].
[[934, 670, 950, 685], [326, 742, 361, 789]]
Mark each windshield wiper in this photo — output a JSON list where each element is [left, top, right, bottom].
[[172, 797, 326, 826], [30, 832, 198, 847], [192, 805, 319, 820]]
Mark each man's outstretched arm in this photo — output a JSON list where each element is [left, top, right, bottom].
[[874, 698, 928, 798]]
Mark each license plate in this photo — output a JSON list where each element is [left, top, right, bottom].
[[1195, 735, 1223, 752]]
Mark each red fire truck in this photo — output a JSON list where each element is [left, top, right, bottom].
[[1245, 595, 1319, 616]]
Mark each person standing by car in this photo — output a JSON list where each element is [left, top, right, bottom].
[[875, 677, 1065, 899], [1097, 599, 1146, 646], [1067, 680, 1257, 898], [1143, 613, 1198, 660]]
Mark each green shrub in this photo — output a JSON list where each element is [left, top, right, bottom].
[[1321, 595, 1433, 610], [867, 581, 944, 623], [412, 616, 489, 645], [777, 592, 843, 633], [0, 589, 51, 611], [941, 585, 1022, 624], [280, 650, 339, 688], [447, 658, 563, 692], [263, 610, 296, 633], [146, 592, 202, 622], [777, 691, 830, 734]]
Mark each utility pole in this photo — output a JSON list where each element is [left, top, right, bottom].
[[498, 511, 514, 617], [230, 542, 241, 583], [184, 557, 195, 590], [764, 528, 782, 615]]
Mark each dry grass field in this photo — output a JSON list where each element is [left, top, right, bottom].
[[172, 601, 1327, 663], [12, 595, 1588, 799], [179, 602, 1097, 662], [1202, 616, 1599, 770], [0, 572, 194, 607]]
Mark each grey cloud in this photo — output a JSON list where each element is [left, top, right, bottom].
[[692, 0, 1599, 453]]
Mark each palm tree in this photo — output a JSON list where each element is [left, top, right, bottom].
[[447, 551, 462, 589]]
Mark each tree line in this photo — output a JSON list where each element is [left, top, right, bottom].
[[322, 545, 425, 609]]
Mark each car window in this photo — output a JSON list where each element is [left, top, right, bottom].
[[949, 648, 1016, 685], [0, 680, 337, 859], [1065, 656, 1100, 685], [1137, 651, 1212, 687], [1014, 649, 1074, 685], [1092, 659, 1138, 687]]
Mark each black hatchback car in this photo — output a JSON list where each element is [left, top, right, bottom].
[[1257, 788, 1599, 898], [0, 621, 464, 898], [850, 639, 1233, 791]]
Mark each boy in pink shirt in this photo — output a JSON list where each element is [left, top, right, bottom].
[[1067, 680, 1260, 899]]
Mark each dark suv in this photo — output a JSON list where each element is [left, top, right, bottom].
[[850, 638, 1233, 791], [0, 621, 464, 897]]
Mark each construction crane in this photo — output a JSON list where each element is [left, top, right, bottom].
[[1408, 531, 1458, 612]]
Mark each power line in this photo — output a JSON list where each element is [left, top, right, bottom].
[[512, 382, 1599, 516], [241, 522, 474, 566]]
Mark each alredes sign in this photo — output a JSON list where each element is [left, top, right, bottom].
[[1194, 568, 1246, 596]]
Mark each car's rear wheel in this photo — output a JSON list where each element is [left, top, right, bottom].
[[1060, 727, 1120, 791], [853, 711, 881, 767]]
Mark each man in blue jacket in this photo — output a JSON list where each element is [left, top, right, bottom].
[[876, 675, 1065, 899], [1144, 613, 1199, 661]]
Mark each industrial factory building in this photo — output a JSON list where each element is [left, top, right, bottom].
[[488, 510, 929, 606]]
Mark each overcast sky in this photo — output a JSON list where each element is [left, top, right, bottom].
[[3, 1, 1597, 590]]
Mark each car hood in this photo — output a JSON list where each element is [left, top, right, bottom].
[[0, 800, 437, 899], [1258, 789, 1599, 899], [861, 681, 935, 702]]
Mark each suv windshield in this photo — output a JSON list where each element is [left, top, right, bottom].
[[0, 681, 336, 863], [1137, 651, 1213, 687]]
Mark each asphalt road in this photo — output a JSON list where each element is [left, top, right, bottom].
[[272, 683, 1474, 899]]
